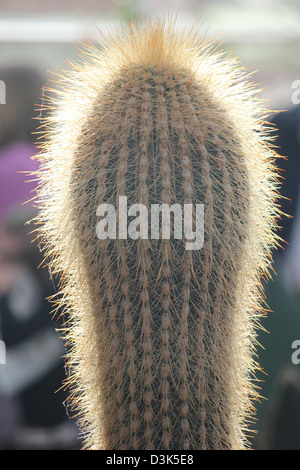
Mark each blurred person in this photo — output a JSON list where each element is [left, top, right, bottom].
[[0, 64, 80, 449], [251, 105, 300, 450]]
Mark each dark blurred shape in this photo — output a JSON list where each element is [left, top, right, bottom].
[[261, 367, 300, 450], [0, 64, 43, 147], [271, 106, 300, 251]]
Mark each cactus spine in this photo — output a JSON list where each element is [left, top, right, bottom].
[[33, 19, 281, 450]]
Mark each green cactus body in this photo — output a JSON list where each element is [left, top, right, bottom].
[[33, 19, 281, 450]]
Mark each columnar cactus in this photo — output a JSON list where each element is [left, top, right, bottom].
[[33, 19, 281, 450]]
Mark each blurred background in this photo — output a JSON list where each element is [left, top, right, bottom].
[[0, 0, 299, 450]]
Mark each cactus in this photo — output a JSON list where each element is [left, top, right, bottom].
[[32, 18, 281, 450]]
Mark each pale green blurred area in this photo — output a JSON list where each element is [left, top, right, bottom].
[[0, 0, 300, 109]]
